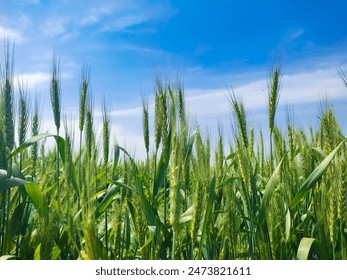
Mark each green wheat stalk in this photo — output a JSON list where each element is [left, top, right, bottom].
[[102, 97, 110, 256], [268, 66, 281, 172], [50, 54, 61, 198]]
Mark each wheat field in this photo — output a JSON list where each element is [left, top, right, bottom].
[[1, 43, 347, 260]]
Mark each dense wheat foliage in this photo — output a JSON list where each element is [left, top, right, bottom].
[[1, 45, 347, 260]]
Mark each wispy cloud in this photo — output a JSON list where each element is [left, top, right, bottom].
[[79, 6, 114, 27], [110, 106, 143, 117], [98, 1, 177, 34], [112, 42, 166, 56], [61, 30, 80, 41], [13, 68, 76, 94], [41, 17, 68, 36], [280, 68, 346, 105], [94, 106, 143, 118], [287, 29, 305, 41], [14, 72, 51, 93], [101, 15, 147, 32], [1, 0, 177, 47], [16, 71, 51, 85], [0, 24, 25, 43]]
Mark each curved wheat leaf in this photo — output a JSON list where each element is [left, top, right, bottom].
[[297, 237, 327, 260], [289, 140, 345, 210]]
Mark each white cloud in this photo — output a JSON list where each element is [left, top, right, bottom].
[[14, 72, 51, 92], [78, 2, 147, 30], [113, 43, 165, 56], [36, 111, 148, 160], [79, 13, 101, 26], [61, 30, 80, 41], [110, 106, 143, 117], [97, 1, 177, 33], [101, 15, 147, 32], [79, 6, 114, 26], [14, 69, 74, 93], [280, 68, 346, 105], [0, 25, 25, 43], [93, 106, 143, 118], [111, 123, 148, 160], [42, 17, 67, 36]]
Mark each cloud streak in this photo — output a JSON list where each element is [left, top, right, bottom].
[[15, 72, 51, 90], [101, 15, 148, 32], [94, 1, 177, 34], [0, 25, 25, 43], [79, 6, 114, 27], [41, 17, 68, 36]]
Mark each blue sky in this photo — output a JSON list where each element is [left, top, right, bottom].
[[1, 0, 347, 158]]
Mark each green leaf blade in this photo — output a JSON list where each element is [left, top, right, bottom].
[[289, 140, 344, 210]]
